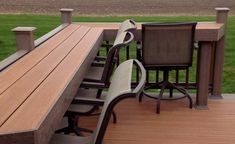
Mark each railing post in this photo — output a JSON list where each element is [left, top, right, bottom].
[[60, 8, 74, 24], [211, 7, 230, 98], [12, 27, 36, 51]]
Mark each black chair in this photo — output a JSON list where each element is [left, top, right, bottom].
[[51, 59, 146, 144], [55, 31, 134, 135], [138, 22, 197, 114]]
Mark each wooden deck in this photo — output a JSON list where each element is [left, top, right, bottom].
[[80, 94, 235, 144]]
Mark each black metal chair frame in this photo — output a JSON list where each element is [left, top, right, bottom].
[[51, 59, 146, 144], [138, 22, 197, 114]]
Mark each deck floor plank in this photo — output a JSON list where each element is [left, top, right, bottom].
[[80, 95, 235, 144]]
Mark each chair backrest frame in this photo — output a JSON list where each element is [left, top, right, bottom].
[[92, 59, 146, 144], [117, 19, 137, 37], [141, 22, 197, 69], [101, 31, 134, 84]]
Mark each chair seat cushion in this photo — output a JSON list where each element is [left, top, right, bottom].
[[84, 66, 104, 81], [68, 104, 95, 114], [50, 133, 92, 144]]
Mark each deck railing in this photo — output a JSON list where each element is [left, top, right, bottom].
[[98, 8, 229, 104]]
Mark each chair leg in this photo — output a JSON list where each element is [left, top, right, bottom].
[[56, 115, 93, 136], [138, 92, 143, 102], [55, 115, 76, 135], [156, 82, 167, 114], [169, 83, 193, 109], [96, 89, 103, 98], [169, 88, 173, 98]]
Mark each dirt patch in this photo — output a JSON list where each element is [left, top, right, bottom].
[[0, 0, 234, 15]]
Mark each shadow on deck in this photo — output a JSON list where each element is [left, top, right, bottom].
[[80, 94, 235, 144]]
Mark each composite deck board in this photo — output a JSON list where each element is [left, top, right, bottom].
[[0, 28, 103, 138], [76, 22, 224, 41], [0, 26, 90, 127], [0, 24, 78, 94], [76, 22, 224, 31], [79, 95, 235, 144]]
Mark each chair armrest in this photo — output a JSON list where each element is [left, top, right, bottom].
[[72, 97, 105, 106], [133, 59, 146, 95]]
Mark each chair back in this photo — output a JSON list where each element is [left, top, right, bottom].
[[92, 59, 146, 144], [101, 31, 134, 84], [117, 19, 137, 36], [142, 22, 197, 68]]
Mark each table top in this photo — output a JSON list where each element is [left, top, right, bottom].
[[0, 24, 103, 144], [75, 22, 225, 41]]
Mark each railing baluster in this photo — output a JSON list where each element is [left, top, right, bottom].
[[185, 68, 189, 89], [146, 70, 149, 84], [156, 70, 159, 83], [176, 69, 179, 85]]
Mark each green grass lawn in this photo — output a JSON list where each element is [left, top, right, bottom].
[[0, 14, 234, 93]]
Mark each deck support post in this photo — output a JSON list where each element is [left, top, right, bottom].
[[60, 8, 74, 24], [12, 27, 36, 51], [195, 42, 212, 109], [211, 7, 230, 99]]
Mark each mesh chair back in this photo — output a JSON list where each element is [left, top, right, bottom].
[[92, 59, 146, 144], [101, 31, 134, 83], [142, 22, 197, 68]]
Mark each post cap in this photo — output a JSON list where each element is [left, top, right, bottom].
[[12, 27, 36, 32], [215, 7, 230, 12], [60, 8, 74, 12]]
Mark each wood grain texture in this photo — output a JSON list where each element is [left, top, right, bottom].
[[79, 95, 235, 144], [0, 28, 103, 144], [75, 22, 225, 41], [0, 50, 28, 71], [0, 130, 34, 144], [0, 26, 89, 127], [0, 24, 78, 95], [34, 24, 68, 47]]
